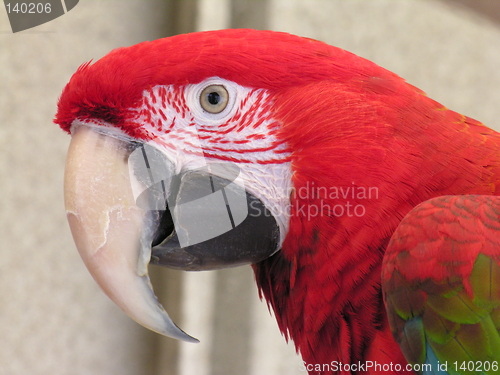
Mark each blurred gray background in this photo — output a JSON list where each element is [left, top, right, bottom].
[[1, 0, 500, 374]]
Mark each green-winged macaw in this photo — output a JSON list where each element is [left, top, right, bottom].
[[55, 29, 500, 374]]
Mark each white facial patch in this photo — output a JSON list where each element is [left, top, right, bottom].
[[130, 77, 293, 246]]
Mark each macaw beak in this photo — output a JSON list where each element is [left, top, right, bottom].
[[63, 125, 279, 341], [64, 125, 198, 342]]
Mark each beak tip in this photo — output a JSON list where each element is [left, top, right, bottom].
[[146, 310, 200, 343], [180, 334, 200, 344]]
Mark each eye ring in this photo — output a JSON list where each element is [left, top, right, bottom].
[[199, 85, 229, 114]]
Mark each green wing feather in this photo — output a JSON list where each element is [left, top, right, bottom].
[[382, 195, 500, 375]]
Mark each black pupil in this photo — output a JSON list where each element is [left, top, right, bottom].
[[207, 91, 220, 105]]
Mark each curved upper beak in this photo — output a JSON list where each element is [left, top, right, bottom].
[[64, 125, 198, 342], [63, 124, 279, 341]]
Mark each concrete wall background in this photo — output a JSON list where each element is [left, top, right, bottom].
[[1, 2, 171, 374], [1, 1, 500, 374]]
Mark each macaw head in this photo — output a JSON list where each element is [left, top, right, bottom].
[[55, 29, 437, 345]]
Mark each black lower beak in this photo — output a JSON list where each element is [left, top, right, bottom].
[[150, 171, 280, 271]]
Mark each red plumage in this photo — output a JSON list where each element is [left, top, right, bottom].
[[254, 61, 500, 373], [56, 29, 399, 136], [55, 29, 500, 374]]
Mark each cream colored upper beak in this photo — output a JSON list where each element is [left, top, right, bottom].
[[64, 124, 198, 343]]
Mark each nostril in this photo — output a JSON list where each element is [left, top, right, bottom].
[[152, 208, 175, 247]]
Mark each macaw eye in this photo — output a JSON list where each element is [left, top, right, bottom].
[[199, 84, 229, 114]]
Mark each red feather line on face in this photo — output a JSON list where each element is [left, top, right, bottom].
[[128, 83, 291, 164]]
